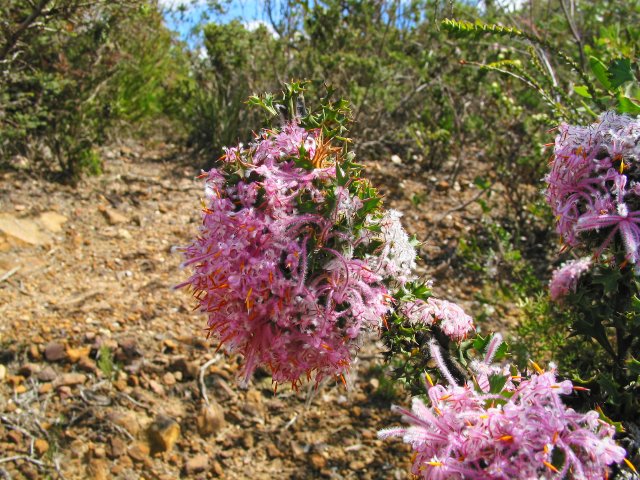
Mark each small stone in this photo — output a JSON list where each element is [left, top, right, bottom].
[[183, 454, 209, 475], [243, 389, 265, 418], [44, 342, 67, 362], [169, 357, 198, 380], [108, 437, 127, 459], [77, 356, 97, 373], [242, 432, 254, 449], [93, 446, 106, 458], [34, 438, 49, 456], [39, 212, 68, 233], [390, 154, 402, 165], [112, 454, 133, 474], [148, 414, 180, 454], [362, 430, 375, 440], [127, 442, 150, 463], [212, 460, 224, 476], [162, 372, 176, 386], [368, 378, 380, 390], [38, 383, 52, 395], [29, 344, 41, 360], [7, 430, 22, 444], [436, 180, 450, 192], [0, 364, 5, 381], [115, 228, 132, 241], [163, 339, 178, 351], [148, 379, 165, 396], [106, 411, 141, 437], [88, 458, 109, 480], [66, 346, 91, 363], [18, 363, 40, 377], [37, 366, 57, 382], [14, 384, 27, 394], [57, 386, 72, 398], [0, 213, 51, 246], [53, 373, 87, 388], [112, 376, 128, 391], [266, 442, 282, 458], [196, 402, 225, 437], [6, 374, 24, 386], [116, 338, 142, 362], [309, 453, 327, 470], [349, 460, 366, 470], [100, 207, 128, 225]]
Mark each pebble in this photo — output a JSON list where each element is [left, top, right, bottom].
[[127, 441, 150, 463], [196, 402, 225, 437], [106, 411, 141, 437], [0, 364, 6, 381], [77, 356, 97, 372], [108, 437, 127, 459], [309, 453, 327, 469], [66, 346, 91, 363], [169, 356, 199, 380], [162, 372, 176, 386], [38, 383, 53, 395], [87, 458, 109, 480], [29, 344, 41, 360], [436, 180, 450, 192], [53, 373, 87, 387], [18, 363, 40, 377], [183, 454, 209, 475], [100, 206, 128, 225], [37, 366, 57, 382], [7, 430, 23, 444], [34, 438, 49, 456], [148, 379, 165, 396], [148, 414, 180, 453], [44, 342, 67, 362]]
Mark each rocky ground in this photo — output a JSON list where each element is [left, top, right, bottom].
[[0, 141, 500, 479]]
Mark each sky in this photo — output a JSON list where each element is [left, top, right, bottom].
[[159, 0, 528, 46], [159, 1, 273, 44]]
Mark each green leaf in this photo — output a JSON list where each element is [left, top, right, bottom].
[[626, 356, 640, 377], [592, 268, 623, 295], [492, 341, 509, 362], [596, 406, 625, 434], [589, 57, 612, 90], [488, 374, 508, 394], [617, 95, 640, 115], [608, 58, 634, 89], [573, 85, 592, 98]]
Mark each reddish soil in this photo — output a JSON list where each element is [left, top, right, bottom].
[[0, 140, 500, 479]]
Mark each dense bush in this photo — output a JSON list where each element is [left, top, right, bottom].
[[0, 0, 183, 179]]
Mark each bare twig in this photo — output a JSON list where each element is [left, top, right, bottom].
[[0, 455, 45, 468], [0, 267, 19, 283], [559, 0, 585, 70], [116, 392, 152, 411], [107, 422, 135, 441], [199, 355, 221, 406]]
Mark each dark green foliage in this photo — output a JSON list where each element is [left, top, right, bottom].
[[0, 0, 183, 180], [441, 2, 640, 435]]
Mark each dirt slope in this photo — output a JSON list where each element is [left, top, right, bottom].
[[0, 141, 489, 479]]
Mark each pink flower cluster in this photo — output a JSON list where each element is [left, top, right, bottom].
[[400, 298, 475, 341], [177, 123, 410, 386], [380, 339, 626, 479], [549, 257, 592, 301], [545, 112, 640, 264]]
